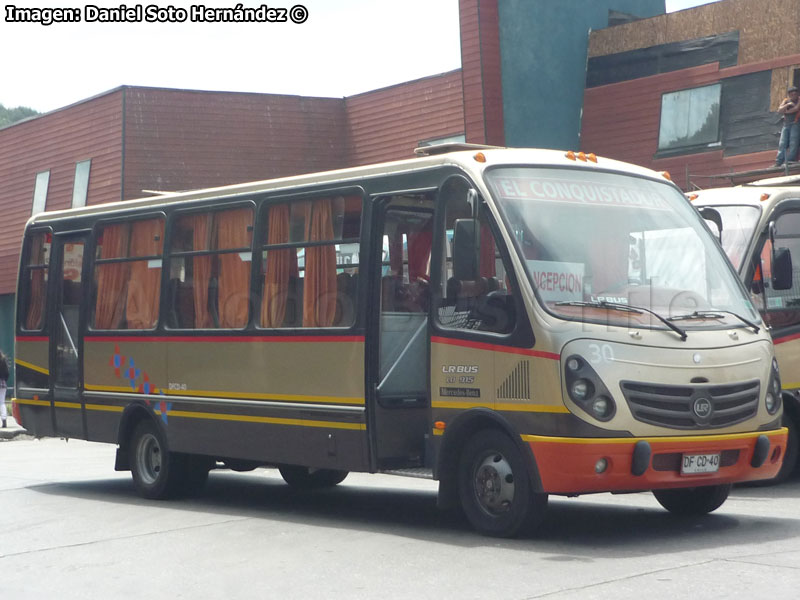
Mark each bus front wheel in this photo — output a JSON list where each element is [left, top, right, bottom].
[[457, 429, 548, 537], [652, 483, 731, 515], [279, 466, 348, 489], [130, 419, 184, 499]]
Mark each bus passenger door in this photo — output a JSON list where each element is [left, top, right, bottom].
[[369, 198, 434, 469], [49, 232, 89, 439]]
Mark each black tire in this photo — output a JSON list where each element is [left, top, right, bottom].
[[279, 466, 348, 489], [130, 419, 184, 499], [457, 429, 548, 537], [179, 454, 213, 495], [653, 483, 731, 515], [775, 414, 799, 483]]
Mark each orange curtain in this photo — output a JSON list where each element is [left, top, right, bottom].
[[261, 204, 291, 327], [25, 269, 46, 330], [192, 214, 213, 329], [303, 198, 337, 327], [126, 219, 164, 329], [95, 224, 130, 329], [217, 208, 252, 328]]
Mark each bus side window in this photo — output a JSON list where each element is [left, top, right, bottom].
[[435, 180, 515, 334], [258, 195, 362, 329], [167, 207, 253, 330], [758, 212, 800, 330], [18, 231, 51, 331], [93, 218, 164, 330]]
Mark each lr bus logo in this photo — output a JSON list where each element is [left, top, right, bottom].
[[692, 397, 713, 420]]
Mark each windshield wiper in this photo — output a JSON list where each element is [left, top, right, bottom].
[[667, 310, 760, 334], [555, 300, 687, 341]]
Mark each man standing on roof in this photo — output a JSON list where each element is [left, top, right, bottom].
[[775, 86, 800, 167]]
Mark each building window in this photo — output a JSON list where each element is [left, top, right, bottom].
[[32, 171, 50, 215], [658, 84, 721, 152], [72, 160, 91, 208]]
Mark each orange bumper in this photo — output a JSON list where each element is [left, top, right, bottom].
[[525, 428, 788, 494]]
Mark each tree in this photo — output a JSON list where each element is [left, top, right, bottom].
[[0, 103, 40, 128]]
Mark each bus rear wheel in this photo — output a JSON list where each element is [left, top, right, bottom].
[[130, 419, 184, 499], [652, 483, 731, 515], [457, 429, 547, 537], [279, 466, 348, 489]]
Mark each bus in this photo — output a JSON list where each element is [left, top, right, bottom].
[[13, 145, 787, 537], [692, 175, 800, 481]]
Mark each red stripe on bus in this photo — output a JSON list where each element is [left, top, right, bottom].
[[16, 336, 48, 342], [773, 332, 800, 345], [431, 336, 560, 360], [84, 335, 365, 344]]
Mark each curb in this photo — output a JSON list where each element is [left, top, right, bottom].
[[0, 428, 30, 440]]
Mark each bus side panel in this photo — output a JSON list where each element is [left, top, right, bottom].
[[430, 337, 566, 432], [81, 336, 369, 472], [14, 337, 55, 437], [83, 338, 168, 443]]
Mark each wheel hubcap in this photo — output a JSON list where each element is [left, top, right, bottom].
[[474, 451, 515, 515], [136, 433, 162, 485]]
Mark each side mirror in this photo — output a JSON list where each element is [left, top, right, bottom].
[[453, 218, 478, 281], [773, 246, 793, 290], [699, 207, 723, 243]]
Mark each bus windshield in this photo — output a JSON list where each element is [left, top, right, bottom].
[[699, 204, 761, 271], [485, 167, 759, 331]]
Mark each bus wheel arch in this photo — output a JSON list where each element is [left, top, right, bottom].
[[114, 403, 159, 472], [435, 410, 544, 513]]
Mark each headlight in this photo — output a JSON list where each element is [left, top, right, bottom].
[[591, 396, 613, 419], [766, 358, 782, 416], [570, 379, 593, 402], [564, 354, 616, 422]]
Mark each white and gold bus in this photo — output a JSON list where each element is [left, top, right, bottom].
[[13, 145, 787, 537], [693, 176, 800, 482]]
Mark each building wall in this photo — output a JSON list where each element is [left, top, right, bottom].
[[459, 0, 505, 145], [0, 91, 124, 296], [581, 55, 800, 190], [588, 0, 800, 66], [122, 87, 350, 200], [345, 70, 465, 166], [497, 0, 665, 150]]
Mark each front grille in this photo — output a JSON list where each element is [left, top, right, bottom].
[[620, 380, 760, 430]]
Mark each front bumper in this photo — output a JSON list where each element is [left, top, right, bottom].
[[524, 428, 787, 494]]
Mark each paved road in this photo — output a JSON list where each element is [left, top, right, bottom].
[[1, 437, 799, 599]]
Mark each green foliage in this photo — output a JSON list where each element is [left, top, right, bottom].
[[0, 103, 40, 128]]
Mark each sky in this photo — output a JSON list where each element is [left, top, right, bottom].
[[2, 0, 719, 114]]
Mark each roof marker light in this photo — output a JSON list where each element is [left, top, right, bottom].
[[760, 193, 771, 202], [566, 151, 577, 161], [578, 152, 587, 162], [660, 171, 672, 181], [473, 152, 486, 163], [587, 153, 597, 163], [687, 193, 698, 202]]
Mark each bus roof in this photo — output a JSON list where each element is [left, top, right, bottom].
[[27, 146, 674, 226], [691, 183, 800, 212]]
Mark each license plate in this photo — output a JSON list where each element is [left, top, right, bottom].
[[681, 453, 720, 474]]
